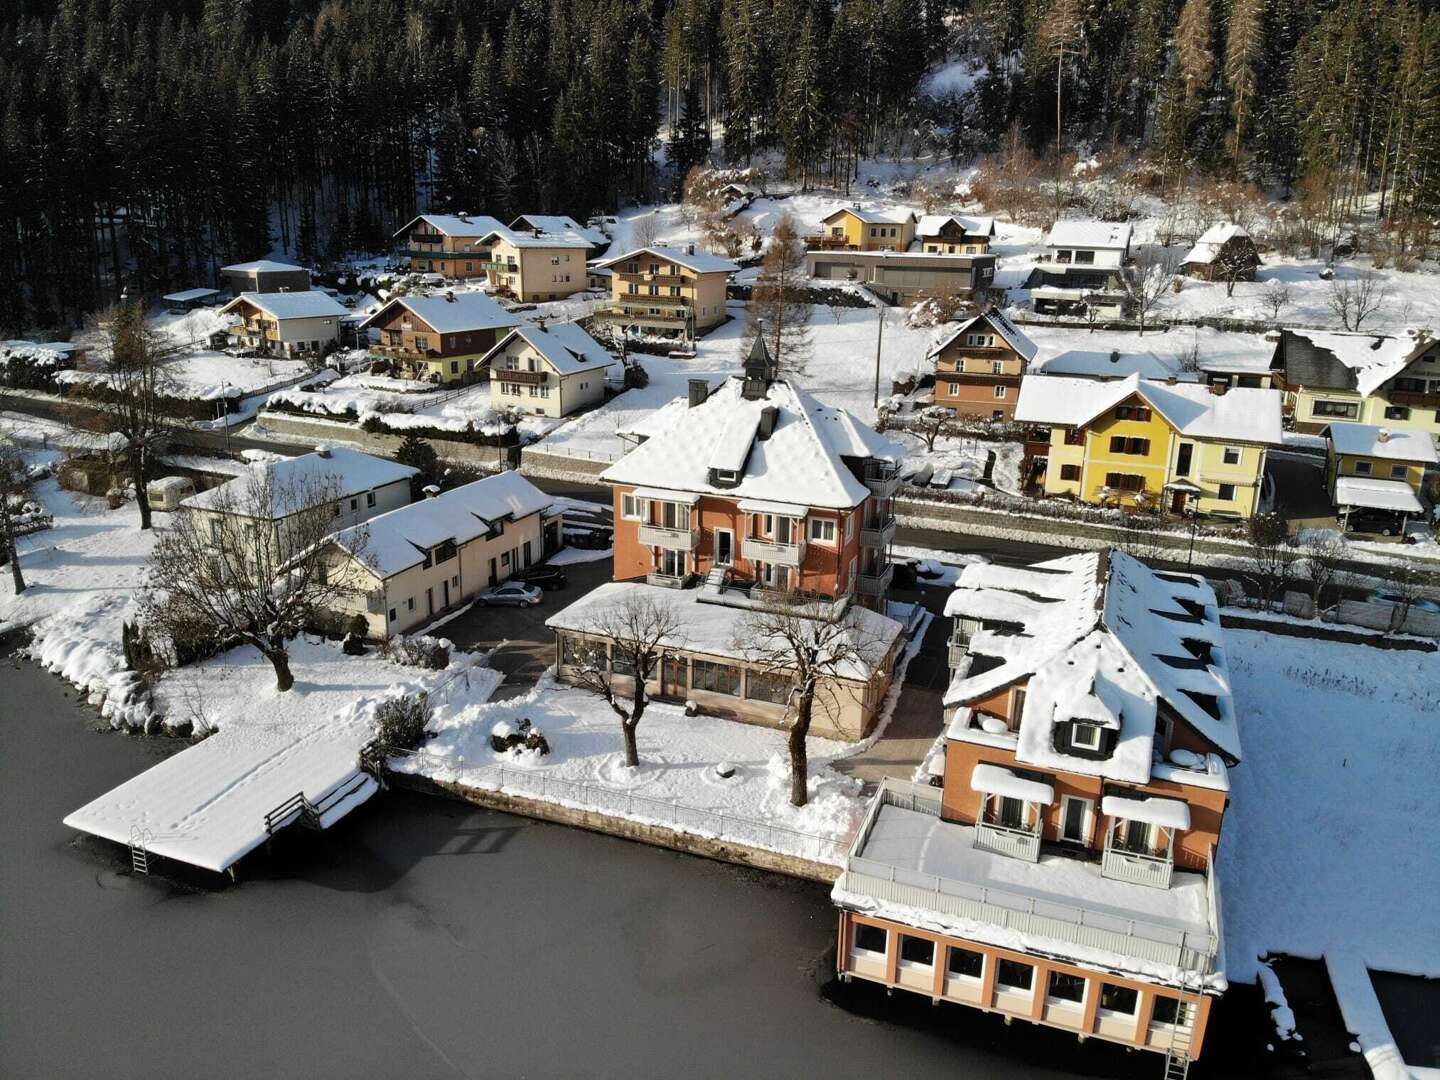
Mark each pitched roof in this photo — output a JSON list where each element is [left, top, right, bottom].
[[184, 449, 418, 516], [1014, 373, 1283, 444], [220, 290, 348, 320], [508, 215, 607, 247], [915, 214, 995, 237], [594, 245, 739, 275], [1182, 222, 1252, 266], [1326, 423, 1438, 463], [821, 206, 917, 226], [601, 376, 897, 510], [481, 321, 616, 375], [220, 259, 305, 274], [944, 550, 1240, 774], [1046, 220, 1133, 249], [1278, 329, 1432, 397], [392, 213, 506, 239], [360, 291, 521, 335], [482, 225, 596, 250], [332, 472, 552, 577], [929, 309, 1038, 362]]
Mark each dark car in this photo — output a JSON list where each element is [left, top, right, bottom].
[[1341, 507, 1406, 536], [511, 565, 568, 591]]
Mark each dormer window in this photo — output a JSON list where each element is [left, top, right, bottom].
[[1070, 722, 1102, 751]]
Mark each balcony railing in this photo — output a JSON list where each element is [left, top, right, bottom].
[[637, 523, 700, 550], [493, 367, 548, 386], [645, 572, 689, 588], [598, 308, 690, 326], [614, 271, 688, 284], [802, 235, 859, 251], [862, 459, 899, 498], [974, 821, 1041, 862], [372, 344, 439, 363], [618, 291, 689, 307], [1102, 842, 1175, 890], [948, 634, 970, 668], [860, 516, 896, 550], [857, 563, 893, 596], [1389, 389, 1440, 408], [482, 261, 518, 273], [741, 535, 806, 567], [839, 779, 1221, 976]]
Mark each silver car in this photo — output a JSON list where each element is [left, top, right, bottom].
[[477, 581, 544, 607]]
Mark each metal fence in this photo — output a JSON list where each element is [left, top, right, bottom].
[[387, 747, 848, 865]]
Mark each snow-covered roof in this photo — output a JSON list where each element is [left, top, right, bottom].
[[943, 550, 1240, 774], [1334, 477, 1425, 514], [481, 321, 615, 375], [915, 214, 995, 237], [360, 291, 521, 335], [184, 448, 418, 517], [1281, 329, 1432, 398], [594, 245, 739, 275], [1046, 220, 1133, 250], [1101, 794, 1191, 830], [332, 472, 552, 577], [220, 258, 305, 274], [392, 213, 506, 239], [1182, 223, 1251, 266], [601, 376, 899, 510], [1031, 347, 1181, 381], [482, 226, 596, 250], [821, 206, 916, 226], [1327, 423, 1438, 463], [929, 309, 1038, 362], [970, 763, 1055, 804], [508, 215, 607, 247], [162, 287, 221, 303], [546, 581, 903, 683], [1014, 373, 1283, 445], [220, 290, 349, 321]]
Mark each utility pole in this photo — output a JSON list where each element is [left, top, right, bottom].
[[872, 304, 885, 410]]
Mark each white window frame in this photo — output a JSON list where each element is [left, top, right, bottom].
[[621, 494, 645, 521], [993, 385, 1007, 399], [713, 527, 735, 566], [808, 517, 837, 544], [1070, 722, 1102, 751], [1352, 460, 1373, 476], [1222, 446, 1242, 465]]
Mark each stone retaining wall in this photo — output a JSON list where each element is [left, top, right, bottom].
[[255, 410, 509, 468]]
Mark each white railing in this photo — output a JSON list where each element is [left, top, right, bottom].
[[637, 523, 700, 550], [860, 517, 897, 549], [1102, 845, 1175, 890], [386, 748, 848, 865], [841, 780, 1219, 974], [741, 535, 806, 567], [974, 821, 1041, 862], [857, 564, 894, 595]]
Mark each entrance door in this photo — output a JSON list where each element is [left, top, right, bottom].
[[715, 528, 734, 566], [488, 558, 498, 586], [1060, 796, 1092, 844], [661, 655, 687, 699], [426, 587, 434, 616], [523, 540, 533, 568], [442, 580, 451, 608], [1170, 490, 1188, 515]]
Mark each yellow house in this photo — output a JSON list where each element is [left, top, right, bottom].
[[1272, 328, 1439, 446], [391, 213, 506, 279], [810, 206, 917, 251], [478, 227, 592, 302], [1016, 373, 1283, 518], [359, 291, 521, 384], [592, 245, 737, 341], [1324, 422, 1436, 524]]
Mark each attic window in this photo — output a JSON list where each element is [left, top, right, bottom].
[[1070, 723, 1102, 751], [1183, 690, 1222, 721], [1181, 638, 1214, 665]]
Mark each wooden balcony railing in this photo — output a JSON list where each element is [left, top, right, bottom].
[[493, 367, 548, 386]]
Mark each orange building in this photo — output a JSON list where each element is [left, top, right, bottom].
[[832, 550, 1239, 1071], [929, 309, 1038, 420]]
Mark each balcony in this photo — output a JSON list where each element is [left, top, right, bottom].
[[860, 515, 896, 549], [802, 235, 859, 251], [597, 308, 690, 326], [645, 572, 689, 588], [741, 535, 806, 567], [493, 367, 548, 386], [1102, 844, 1175, 890], [618, 291, 689, 307], [637, 523, 700, 551], [482, 260, 519, 273], [372, 344, 439, 364], [1389, 389, 1440, 408], [614, 271, 688, 285], [836, 779, 1222, 977], [862, 459, 899, 498], [857, 563, 893, 597], [948, 634, 970, 668], [973, 821, 1041, 862]]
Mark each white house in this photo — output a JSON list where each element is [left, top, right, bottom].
[[220, 291, 350, 357], [481, 321, 617, 418], [1028, 221, 1134, 318], [321, 472, 557, 637]]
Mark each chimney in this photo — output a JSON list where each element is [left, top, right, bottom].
[[422, 484, 442, 499], [445, 290, 455, 302], [457, 213, 470, 223], [315, 446, 332, 458], [1166, 375, 1178, 385], [688, 379, 709, 408], [686, 242, 695, 256], [757, 405, 779, 440], [1209, 382, 1229, 396], [1377, 428, 1391, 443], [1109, 350, 1120, 365]]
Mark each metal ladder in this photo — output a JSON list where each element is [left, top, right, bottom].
[[128, 826, 153, 876], [1161, 972, 1203, 1080]]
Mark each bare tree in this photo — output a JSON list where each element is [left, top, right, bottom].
[[1126, 247, 1178, 335], [733, 598, 890, 807], [913, 405, 956, 451], [1380, 564, 1429, 637], [140, 469, 367, 692], [631, 213, 661, 249], [1244, 511, 1298, 610], [1260, 279, 1292, 326], [1296, 530, 1348, 610], [0, 438, 31, 595], [745, 211, 813, 373], [563, 592, 683, 767], [82, 302, 178, 530], [1326, 270, 1388, 331], [1081, 289, 1105, 332]]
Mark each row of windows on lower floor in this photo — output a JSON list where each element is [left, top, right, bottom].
[[851, 923, 1191, 1025], [558, 634, 795, 704], [1052, 466, 1244, 501]]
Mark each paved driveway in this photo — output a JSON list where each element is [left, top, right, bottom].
[[440, 554, 614, 697]]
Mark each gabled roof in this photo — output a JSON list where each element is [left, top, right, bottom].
[[820, 206, 917, 226], [220, 290, 348, 321], [1277, 329, 1433, 397], [184, 449, 417, 516], [220, 259, 305, 274], [333, 472, 552, 577], [1014, 373, 1283, 445], [391, 213, 506, 239], [944, 550, 1240, 777], [360, 292, 520, 335], [480, 321, 615, 375], [1182, 222, 1252, 266], [508, 215, 607, 247], [915, 214, 995, 237], [594, 245, 739, 275], [1046, 220, 1133, 250], [481, 226, 596, 250], [601, 376, 897, 510], [929, 309, 1038, 362], [1326, 423, 1438, 464]]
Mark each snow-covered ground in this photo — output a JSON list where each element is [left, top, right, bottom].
[[1223, 631, 1440, 1075]]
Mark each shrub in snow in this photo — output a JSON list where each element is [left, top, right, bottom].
[[489, 717, 550, 757], [713, 761, 736, 780], [365, 692, 432, 769], [342, 632, 367, 656], [388, 635, 450, 670]]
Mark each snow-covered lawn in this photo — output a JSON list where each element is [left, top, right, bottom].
[[1223, 631, 1440, 1074], [890, 431, 1024, 496], [164, 351, 311, 400]]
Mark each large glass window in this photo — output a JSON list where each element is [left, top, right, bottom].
[[996, 959, 1034, 991], [1100, 984, 1139, 1015], [744, 670, 793, 705], [692, 660, 740, 696], [1048, 971, 1087, 1004], [899, 936, 935, 966], [947, 947, 984, 978], [854, 924, 887, 954], [1151, 996, 1191, 1027]]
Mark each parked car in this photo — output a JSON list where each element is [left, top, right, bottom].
[[1369, 591, 1440, 615], [1341, 507, 1406, 536], [476, 581, 543, 607], [511, 566, 568, 591]]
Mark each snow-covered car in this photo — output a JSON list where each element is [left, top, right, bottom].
[[476, 581, 543, 607]]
